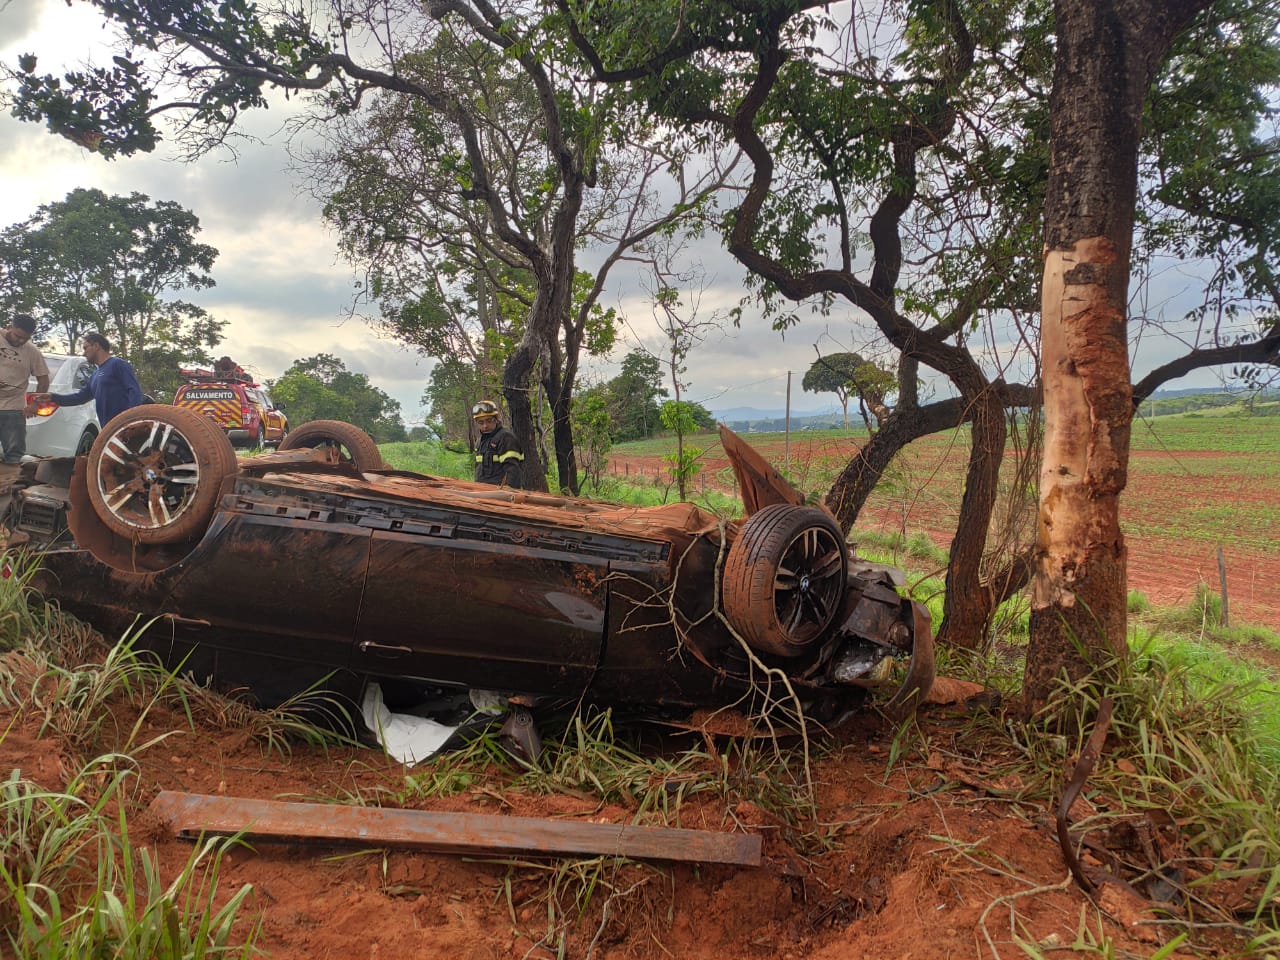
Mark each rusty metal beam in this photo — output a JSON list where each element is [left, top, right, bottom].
[[149, 791, 762, 867]]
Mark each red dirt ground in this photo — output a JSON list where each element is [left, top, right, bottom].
[[606, 441, 1280, 634], [0, 688, 1254, 960], [1, 436, 1272, 958]]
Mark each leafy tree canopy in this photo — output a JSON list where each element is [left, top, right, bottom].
[[605, 349, 668, 442], [0, 187, 222, 377], [269, 353, 406, 442], [6, 0, 725, 496], [802, 351, 897, 429]]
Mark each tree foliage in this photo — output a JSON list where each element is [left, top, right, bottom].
[[801, 352, 897, 430], [570, 391, 613, 494], [423, 355, 486, 445], [0, 188, 223, 391], [659, 399, 704, 499], [605, 349, 667, 442], [269, 353, 406, 442], [554, 0, 1279, 669], [7, 0, 730, 496]]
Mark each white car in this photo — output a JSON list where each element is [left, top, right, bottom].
[[25, 354, 100, 458]]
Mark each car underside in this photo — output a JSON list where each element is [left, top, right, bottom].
[[0, 407, 934, 746]]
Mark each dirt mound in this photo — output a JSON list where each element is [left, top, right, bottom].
[[2, 694, 1251, 960]]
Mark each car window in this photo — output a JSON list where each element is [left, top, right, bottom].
[[72, 362, 93, 389], [28, 357, 64, 390]]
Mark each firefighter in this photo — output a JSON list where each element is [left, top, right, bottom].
[[472, 400, 524, 488]]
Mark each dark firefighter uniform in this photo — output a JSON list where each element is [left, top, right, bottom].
[[475, 423, 525, 487]]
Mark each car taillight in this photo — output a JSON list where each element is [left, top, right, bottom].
[[25, 393, 57, 417]]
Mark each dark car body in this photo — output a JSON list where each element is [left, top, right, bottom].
[[2, 413, 932, 720]]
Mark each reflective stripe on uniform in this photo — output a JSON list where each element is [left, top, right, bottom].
[[494, 450, 524, 463]]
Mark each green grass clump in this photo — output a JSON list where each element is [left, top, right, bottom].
[[376, 440, 472, 478], [1126, 589, 1151, 615], [1101, 647, 1280, 936], [852, 529, 905, 555], [905, 531, 949, 567], [0, 552, 98, 659], [0, 759, 258, 959], [177, 674, 360, 759], [1145, 583, 1280, 652]]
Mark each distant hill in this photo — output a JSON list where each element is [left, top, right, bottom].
[[711, 389, 1276, 433], [1150, 387, 1244, 399], [711, 405, 841, 422]]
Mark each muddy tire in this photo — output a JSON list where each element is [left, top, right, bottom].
[[722, 504, 848, 657], [278, 420, 384, 471], [86, 404, 238, 544], [74, 426, 97, 457]]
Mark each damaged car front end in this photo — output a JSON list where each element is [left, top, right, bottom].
[[1, 407, 933, 749]]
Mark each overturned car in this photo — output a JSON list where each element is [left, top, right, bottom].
[[2, 406, 933, 744]]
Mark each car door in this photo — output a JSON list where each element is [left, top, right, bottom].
[[26, 357, 98, 457], [159, 502, 372, 680], [351, 502, 610, 697], [259, 389, 287, 441]]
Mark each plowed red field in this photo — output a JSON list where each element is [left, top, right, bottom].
[[607, 420, 1280, 632]]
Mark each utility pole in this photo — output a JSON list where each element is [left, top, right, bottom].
[[784, 370, 791, 473]]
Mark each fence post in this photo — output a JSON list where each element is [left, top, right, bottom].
[[1217, 546, 1230, 628]]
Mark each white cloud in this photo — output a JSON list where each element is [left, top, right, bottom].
[[2, 0, 1239, 434]]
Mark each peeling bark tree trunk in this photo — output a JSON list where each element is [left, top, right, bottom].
[[1025, 0, 1213, 714]]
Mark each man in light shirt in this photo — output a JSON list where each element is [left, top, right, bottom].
[[0, 313, 49, 476]]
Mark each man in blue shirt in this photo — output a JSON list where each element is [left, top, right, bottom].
[[43, 332, 144, 426]]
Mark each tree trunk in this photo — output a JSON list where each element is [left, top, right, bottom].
[[935, 391, 1007, 650], [1025, 0, 1211, 714], [503, 329, 548, 492], [502, 180, 585, 495], [549, 341, 580, 496], [552, 300, 584, 496]]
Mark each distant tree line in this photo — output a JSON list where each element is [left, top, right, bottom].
[[0, 188, 223, 400], [1, 189, 407, 439], [270, 354, 407, 443]]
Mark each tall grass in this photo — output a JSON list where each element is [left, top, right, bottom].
[[376, 440, 472, 478], [1045, 647, 1280, 941], [4, 624, 188, 755], [0, 551, 98, 661], [0, 757, 258, 958]]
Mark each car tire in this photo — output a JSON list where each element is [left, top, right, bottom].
[[254, 423, 266, 449], [278, 420, 384, 471], [75, 427, 97, 457], [721, 503, 848, 658], [86, 404, 238, 544]]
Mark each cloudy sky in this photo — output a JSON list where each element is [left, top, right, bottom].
[[1, 1, 1232, 425]]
